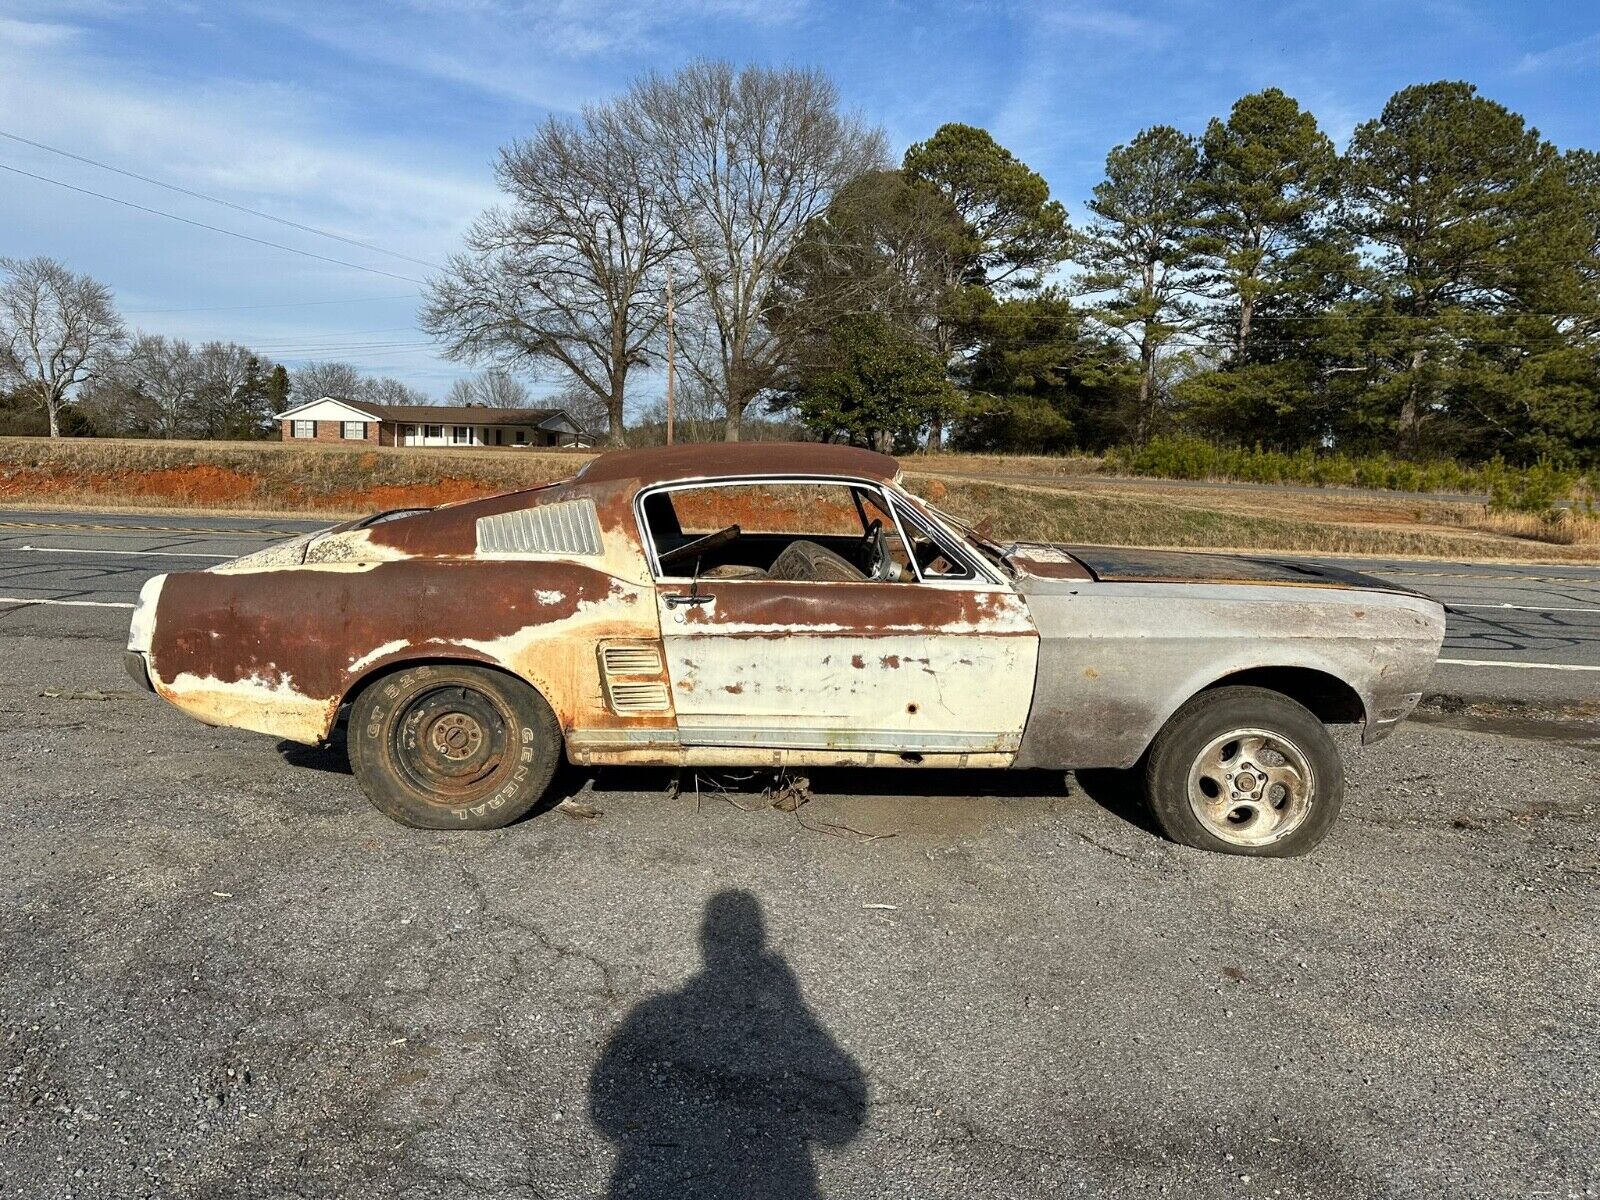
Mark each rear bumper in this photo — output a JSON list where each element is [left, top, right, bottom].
[[123, 649, 155, 693]]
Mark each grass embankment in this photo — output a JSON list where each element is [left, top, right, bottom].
[[907, 477, 1597, 561], [1, 436, 1595, 561], [0, 437, 588, 513]]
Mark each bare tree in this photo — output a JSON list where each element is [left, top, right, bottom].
[[543, 378, 612, 441], [290, 360, 429, 406], [423, 101, 676, 446], [290, 360, 364, 404], [193, 342, 278, 439], [118, 334, 204, 439], [0, 256, 125, 437], [620, 61, 888, 440], [446, 369, 531, 408], [361, 376, 431, 406]]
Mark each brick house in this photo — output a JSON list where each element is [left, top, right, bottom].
[[277, 397, 591, 448]]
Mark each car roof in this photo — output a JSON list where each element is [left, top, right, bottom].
[[575, 441, 901, 487]]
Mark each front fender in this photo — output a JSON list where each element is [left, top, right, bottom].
[[1014, 580, 1445, 769]]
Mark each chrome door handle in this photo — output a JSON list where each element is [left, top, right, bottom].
[[664, 592, 713, 608]]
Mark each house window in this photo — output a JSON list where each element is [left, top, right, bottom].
[[424, 424, 443, 439], [494, 429, 504, 446], [514, 430, 527, 445], [452, 425, 471, 445], [291, 420, 315, 438], [341, 421, 367, 440]]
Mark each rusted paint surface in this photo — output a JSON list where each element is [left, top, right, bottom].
[[147, 556, 664, 744], [1003, 544, 1095, 581], [655, 579, 1038, 756], [1012, 577, 1445, 770]]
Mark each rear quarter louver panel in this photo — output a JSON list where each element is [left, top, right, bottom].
[[605, 681, 671, 713], [476, 499, 604, 557], [598, 640, 671, 714]]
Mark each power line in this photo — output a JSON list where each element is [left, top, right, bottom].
[[0, 160, 429, 285], [125, 294, 418, 314], [0, 128, 445, 272]]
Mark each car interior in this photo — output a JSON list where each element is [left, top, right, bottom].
[[641, 483, 972, 584]]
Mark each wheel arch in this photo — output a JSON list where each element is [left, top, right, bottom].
[[1196, 665, 1367, 727], [336, 653, 561, 740]]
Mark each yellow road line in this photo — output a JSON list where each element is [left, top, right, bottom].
[[0, 521, 294, 537]]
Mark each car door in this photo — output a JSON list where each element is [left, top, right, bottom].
[[644, 479, 1040, 758]]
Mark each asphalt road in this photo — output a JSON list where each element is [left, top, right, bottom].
[[2, 507, 1597, 1198]]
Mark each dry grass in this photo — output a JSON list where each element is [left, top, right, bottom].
[[1434, 505, 1600, 548], [907, 474, 1600, 562], [3, 436, 1595, 562], [0, 436, 591, 513]]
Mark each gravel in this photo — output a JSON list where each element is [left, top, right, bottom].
[[3, 606, 1597, 1199]]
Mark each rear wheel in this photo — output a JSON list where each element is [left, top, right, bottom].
[[348, 664, 561, 830], [1143, 686, 1343, 857]]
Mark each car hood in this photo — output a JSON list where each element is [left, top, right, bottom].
[[1015, 544, 1426, 598]]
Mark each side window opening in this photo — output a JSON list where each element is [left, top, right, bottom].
[[642, 481, 914, 584], [892, 500, 976, 581]]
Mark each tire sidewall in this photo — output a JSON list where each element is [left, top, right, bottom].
[[349, 664, 560, 830], [1145, 687, 1345, 858]]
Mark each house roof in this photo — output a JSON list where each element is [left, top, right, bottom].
[[278, 396, 584, 431], [576, 441, 901, 487]]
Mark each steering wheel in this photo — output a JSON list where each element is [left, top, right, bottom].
[[659, 523, 740, 571]]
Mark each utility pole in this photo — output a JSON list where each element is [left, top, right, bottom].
[[664, 274, 676, 447]]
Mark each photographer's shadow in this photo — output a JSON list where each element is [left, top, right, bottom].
[[589, 889, 867, 1199]]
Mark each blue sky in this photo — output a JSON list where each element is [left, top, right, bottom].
[[1, 0, 1596, 403]]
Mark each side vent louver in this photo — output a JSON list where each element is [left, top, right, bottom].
[[602, 645, 663, 675], [598, 640, 670, 715], [476, 499, 603, 557], [606, 681, 671, 713]]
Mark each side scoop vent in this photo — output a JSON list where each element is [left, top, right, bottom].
[[476, 499, 603, 557], [602, 644, 663, 675], [598, 640, 670, 714], [605, 681, 671, 713]]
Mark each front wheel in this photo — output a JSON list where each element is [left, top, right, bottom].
[[1143, 686, 1344, 857], [348, 664, 562, 830]]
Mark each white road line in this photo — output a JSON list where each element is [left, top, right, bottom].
[[0, 595, 134, 609], [1450, 602, 1600, 615], [6, 544, 231, 559], [1438, 657, 1600, 672]]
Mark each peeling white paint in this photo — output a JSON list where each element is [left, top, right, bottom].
[[160, 669, 329, 744], [126, 574, 167, 652], [347, 639, 411, 674]]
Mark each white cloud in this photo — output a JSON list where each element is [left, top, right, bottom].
[[0, 16, 81, 47], [1512, 31, 1600, 75], [0, 37, 497, 260], [248, 0, 813, 108], [0, 14, 507, 391]]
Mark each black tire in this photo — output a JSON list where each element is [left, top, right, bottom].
[[1142, 685, 1344, 858], [348, 664, 561, 830]]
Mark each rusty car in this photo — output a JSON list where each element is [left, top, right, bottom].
[[124, 442, 1445, 856]]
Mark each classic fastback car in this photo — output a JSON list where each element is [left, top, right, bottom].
[[124, 443, 1445, 856]]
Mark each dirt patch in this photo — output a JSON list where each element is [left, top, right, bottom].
[[319, 478, 506, 511]]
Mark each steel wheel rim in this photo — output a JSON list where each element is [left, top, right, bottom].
[[1185, 727, 1315, 847], [392, 684, 512, 805]]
